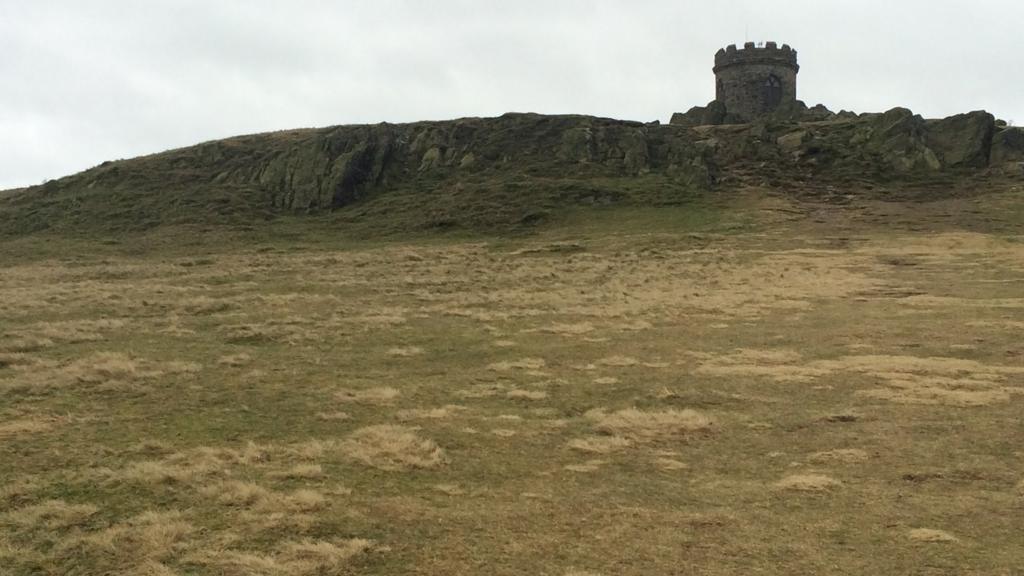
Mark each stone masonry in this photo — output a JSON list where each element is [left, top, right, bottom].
[[713, 42, 799, 122]]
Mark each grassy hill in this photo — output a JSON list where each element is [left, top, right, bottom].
[[2, 110, 1021, 241], [2, 109, 1024, 575]]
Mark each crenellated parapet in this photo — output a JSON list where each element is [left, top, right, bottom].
[[713, 41, 799, 74], [711, 41, 800, 122]]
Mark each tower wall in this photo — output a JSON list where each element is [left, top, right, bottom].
[[713, 42, 799, 122]]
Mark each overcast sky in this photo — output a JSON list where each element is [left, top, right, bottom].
[[2, 0, 1022, 190]]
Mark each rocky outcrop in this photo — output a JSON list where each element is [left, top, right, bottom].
[[925, 111, 995, 168], [671, 99, 843, 127], [670, 101, 728, 128], [2, 108, 1018, 235], [255, 125, 398, 211], [991, 127, 1024, 175]]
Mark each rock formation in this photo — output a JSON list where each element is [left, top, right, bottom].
[[1, 109, 1020, 235]]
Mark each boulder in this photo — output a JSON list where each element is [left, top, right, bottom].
[[670, 101, 728, 127], [860, 108, 938, 171], [776, 130, 810, 153], [619, 129, 650, 175], [419, 147, 444, 171], [991, 127, 1024, 164], [702, 100, 728, 126], [558, 126, 596, 163], [991, 127, 1024, 175], [924, 111, 995, 168], [670, 106, 707, 127], [802, 103, 836, 122]]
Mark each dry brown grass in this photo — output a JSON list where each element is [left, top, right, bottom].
[[4, 499, 99, 529], [395, 405, 463, 421], [455, 383, 507, 399], [113, 444, 270, 486], [0, 477, 47, 506], [774, 474, 842, 492], [0, 414, 63, 437], [269, 464, 324, 480], [4, 197, 1024, 574], [66, 353, 201, 385], [333, 386, 400, 404], [192, 538, 373, 576], [0, 320, 127, 354], [807, 449, 870, 464], [57, 510, 193, 566], [696, 349, 1024, 406], [506, 389, 548, 400], [386, 346, 424, 357], [541, 322, 595, 336], [597, 355, 639, 367], [586, 408, 714, 440], [314, 411, 350, 421], [653, 457, 688, 471], [566, 435, 631, 454], [200, 481, 327, 513], [217, 352, 253, 367], [695, 348, 830, 383], [908, 528, 959, 543], [1, 352, 203, 394], [564, 459, 607, 473], [340, 425, 445, 471], [433, 483, 465, 495], [487, 358, 546, 371], [0, 352, 35, 369], [857, 385, 1013, 407]]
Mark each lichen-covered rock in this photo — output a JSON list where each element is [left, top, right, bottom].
[[670, 101, 727, 127], [620, 129, 650, 175], [991, 127, 1024, 164], [856, 108, 939, 172], [670, 106, 705, 128], [257, 125, 397, 210], [5, 107, 1016, 236], [925, 111, 995, 168], [776, 130, 810, 153], [419, 147, 444, 171], [558, 126, 597, 163]]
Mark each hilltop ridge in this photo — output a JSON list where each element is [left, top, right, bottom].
[[1, 109, 1022, 237]]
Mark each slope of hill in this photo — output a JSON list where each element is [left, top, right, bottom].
[[4, 109, 1024, 576], [1, 109, 1022, 237]]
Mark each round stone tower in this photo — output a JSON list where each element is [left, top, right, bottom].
[[713, 42, 799, 122]]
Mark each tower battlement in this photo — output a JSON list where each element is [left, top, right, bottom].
[[714, 42, 799, 74], [712, 41, 800, 122]]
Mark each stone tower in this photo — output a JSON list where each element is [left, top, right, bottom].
[[713, 42, 799, 122]]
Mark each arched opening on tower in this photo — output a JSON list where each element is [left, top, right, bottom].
[[764, 75, 783, 110]]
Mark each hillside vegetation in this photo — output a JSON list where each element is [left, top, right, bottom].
[[3, 187, 1024, 574], [2, 110, 1024, 575], [2, 109, 1022, 239]]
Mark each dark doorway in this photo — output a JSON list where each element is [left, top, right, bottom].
[[764, 75, 783, 110]]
